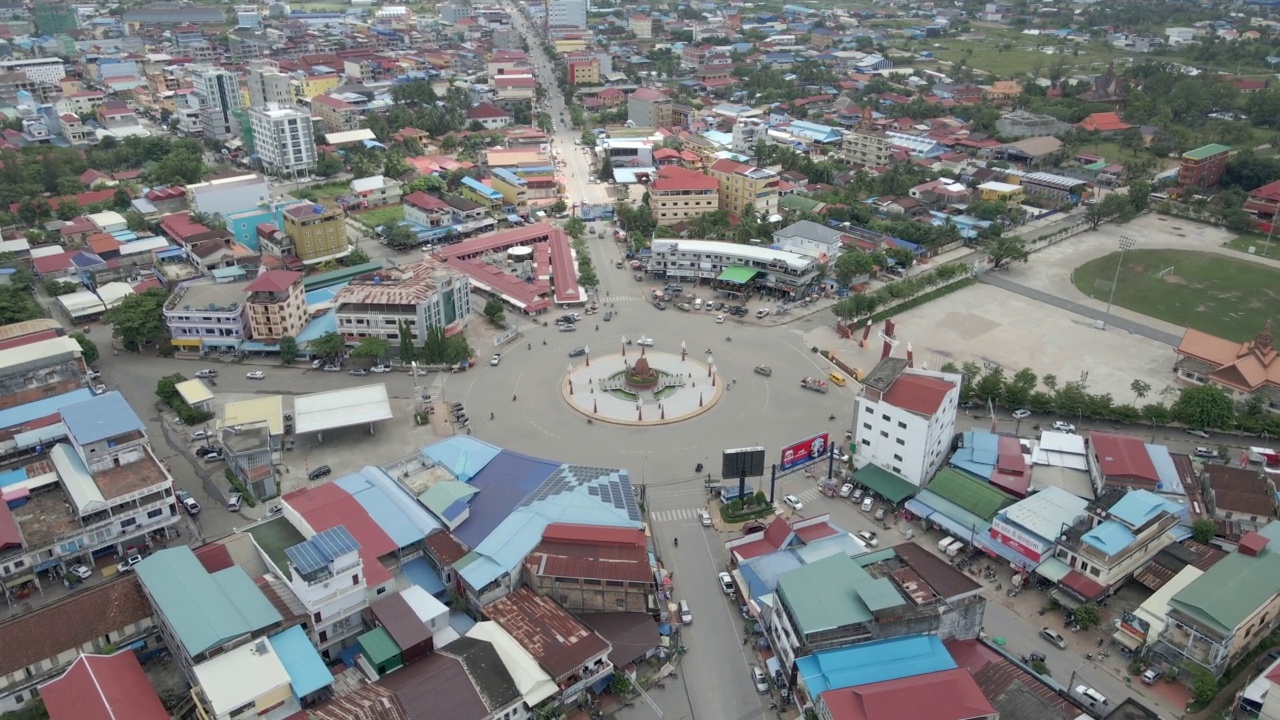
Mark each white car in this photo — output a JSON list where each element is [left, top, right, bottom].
[[861, 497, 875, 512], [92, 384, 107, 395], [752, 666, 769, 693], [191, 430, 211, 440], [491, 354, 501, 366], [371, 365, 392, 373], [1051, 421, 1076, 433], [715, 314, 726, 323], [783, 494, 804, 511], [245, 371, 265, 380], [86, 369, 101, 380], [839, 483, 854, 498], [68, 564, 93, 580], [698, 510, 712, 527], [636, 336, 655, 347], [755, 308, 769, 318], [856, 530, 879, 547], [1012, 409, 1032, 420], [718, 571, 735, 595]]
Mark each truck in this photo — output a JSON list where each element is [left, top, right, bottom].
[[801, 377, 829, 393], [1246, 447, 1280, 466]]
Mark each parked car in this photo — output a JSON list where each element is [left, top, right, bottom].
[[311, 359, 325, 369], [93, 384, 107, 394], [856, 530, 878, 547], [203, 451, 224, 463], [852, 487, 865, 501], [490, 353, 501, 366], [1141, 668, 1163, 685], [191, 430, 211, 441], [752, 666, 769, 693], [245, 371, 265, 380], [1012, 409, 1032, 420], [266, 504, 284, 518], [861, 497, 875, 512], [783, 494, 804, 511], [308, 465, 332, 481], [180, 495, 201, 515], [86, 370, 101, 380], [371, 365, 392, 373], [1187, 429, 1211, 438], [68, 564, 93, 580], [718, 572, 735, 595], [874, 507, 886, 521], [226, 492, 242, 512], [1194, 447, 1218, 459], [755, 308, 769, 318], [839, 483, 854, 498], [116, 554, 143, 574], [195, 369, 218, 379], [698, 510, 712, 527], [1040, 627, 1068, 649], [323, 364, 342, 372], [1051, 421, 1076, 433], [349, 368, 369, 376]]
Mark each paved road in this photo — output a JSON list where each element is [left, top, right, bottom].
[[979, 271, 1182, 346]]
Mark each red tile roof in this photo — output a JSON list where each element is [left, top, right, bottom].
[[32, 251, 75, 275], [466, 102, 509, 120], [793, 522, 839, 544], [194, 543, 235, 573], [709, 158, 753, 175], [882, 373, 954, 416], [284, 483, 395, 585], [651, 165, 718, 192], [1060, 569, 1107, 602], [1089, 431, 1158, 484], [245, 270, 303, 293], [1076, 112, 1130, 133], [821, 668, 996, 720], [41, 652, 170, 720], [404, 190, 450, 212]]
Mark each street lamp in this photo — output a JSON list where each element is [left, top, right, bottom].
[[1101, 235, 1136, 330]]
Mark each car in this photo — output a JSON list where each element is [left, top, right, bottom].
[[698, 510, 712, 527], [755, 308, 769, 318], [783, 494, 804, 511], [1187, 429, 1211, 439], [959, 400, 979, 409], [349, 368, 369, 376], [245, 371, 265, 380], [226, 492, 242, 512], [559, 324, 577, 332], [68, 564, 93, 580], [1194, 447, 1218, 458], [450, 402, 465, 412], [203, 451, 224, 463], [852, 487, 865, 501], [490, 354, 501, 366], [93, 384, 107, 395], [718, 572, 735, 595], [116, 554, 143, 574], [839, 483, 854, 498], [181, 496, 201, 515], [1141, 668, 1163, 685], [191, 430, 211, 441], [568, 347, 586, 358], [653, 301, 667, 310], [861, 497, 875, 512], [195, 445, 216, 457], [308, 465, 332, 481], [323, 364, 342, 372], [86, 369, 101, 380], [1012, 409, 1032, 420], [751, 666, 769, 693], [1040, 627, 1068, 649], [567, 312, 581, 321], [874, 507, 886, 521], [1051, 421, 1076, 433], [371, 364, 392, 373], [636, 337, 655, 347], [856, 530, 879, 547], [195, 369, 218, 379], [715, 314, 726, 323], [311, 359, 325, 369], [266, 504, 284, 518]]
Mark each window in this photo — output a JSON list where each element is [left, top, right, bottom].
[[862, 423, 872, 431], [895, 438, 905, 446], [861, 439, 871, 447], [880, 431, 889, 438], [893, 454, 903, 462], [1089, 567, 1101, 577], [897, 421, 907, 429], [881, 414, 890, 421], [352, 575, 359, 585]]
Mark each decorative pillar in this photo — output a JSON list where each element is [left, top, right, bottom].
[[681, 340, 687, 362], [711, 365, 717, 387], [707, 356, 714, 377], [584, 345, 591, 367], [593, 399, 597, 413], [699, 392, 704, 407], [907, 343, 914, 368], [881, 339, 893, 361], [621, 336, 627, 357], [661, 404, 665, 420], [860, 318, 873, 348]]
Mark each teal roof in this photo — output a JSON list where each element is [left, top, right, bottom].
[[269, 625, 333, 697], [926, 467, 1016, 521], [1171, 522, 1280, 636], [135, 547, 282, 658], [777, 554, 875, 634], [419, 479, 480, 516], [1182, 143, 1231, 161], [358, 626, 401, 665]]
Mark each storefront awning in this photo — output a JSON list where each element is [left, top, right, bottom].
[[1050, 588, 1083, 610], [1111, 630, 1144, 651], [1060, 570, 1107, 603], [171, 338, 202, 348], [1036, 557, 1071, 583], [853, 464, 917, 504], [904, 498, 988, 543], [716, 265, 760, 284], [973, 531, 1039, 572]]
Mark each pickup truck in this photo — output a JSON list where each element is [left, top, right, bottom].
[[801, 377, 829, 393]]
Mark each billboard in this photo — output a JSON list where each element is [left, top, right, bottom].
[[780, 433, 829, 472], [722, 447, 766, 479]]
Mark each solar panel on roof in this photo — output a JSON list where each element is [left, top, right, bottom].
[[285, 526, 359, 575]]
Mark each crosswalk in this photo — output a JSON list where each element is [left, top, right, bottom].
[[649, 508, 703, 523], [787, 328, 807, 336]]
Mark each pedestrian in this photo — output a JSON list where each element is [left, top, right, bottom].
[[490, 412, 495, 420]]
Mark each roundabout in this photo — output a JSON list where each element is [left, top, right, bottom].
[[560, 349, 724, 425]]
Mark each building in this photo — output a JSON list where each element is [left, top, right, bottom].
[[191, 66, 244, 141], [817, 667, 997, 720], [40, 652, 169, 720], [731, 118, 766, 156], [0, 57, 65, 84], [707, 158, 780, 219], [568, 57, 600, 86], [1179, 144, 1231, 189], [0, 324, 85, 410], [465, 102, 511, 130], [488, 168, 529, 211], [186, 174, 271, 219], [349, 175, 402, 208], [249, 104, 317, 178], [247, 60, 293, 107], [332, 260, 471, 346], [853, 357, 960, 489], [164, 280, 250, 353], [33, 2, 76, 35], [977, 181, 1025, 204], [546, 0, 587, 28], [1205, 465, 1277, 539], [522, 524, 654, 614], [190, 625, 333, 719], [627, 87, 672, 129], [1174, 322, 1280, 412], [310, 94, 362, 134], [282, 203, 349, 264], [629, 14, 653, 38], [646, 238, 819, 298], [648, 166, 720, 226], [1154, 523, 1280, 677], [772, 220, 844, 264], [989, 486, 1089, 575], [245, 269, 306, 342]]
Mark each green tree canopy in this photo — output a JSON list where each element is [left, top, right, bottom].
[[70, 332, 99, 365], [279, 336, 298, 364], [1172, 384, 1235, 430], [351, 337, 390, 360], [308, 331, 346, 361], [102, 287, 168, 350]]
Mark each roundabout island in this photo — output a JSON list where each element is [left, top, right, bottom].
[[560, 347, 725, 426]]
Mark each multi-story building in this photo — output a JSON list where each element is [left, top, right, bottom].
[[0, 57, 65, 84], [546, 0, 587, 28], [164, 279, 250, 353], [731, 117, 765, 156], [33, 1, 75, 34], [191, 66, 243, 141], [522, 524, 655, 614], [404, 191, 460, 233], [249, 104, 317, 178], [1179, 143, 1231, 189], [1205, 464, 1278, 538], [629, 14, 653, 38], [58, 112, 94, 145], [348, 175, 401, 208], [627, 87, 672, 129], [292, 73, 340, 103], [332, 259, 471, 345], [465, 102, 511, 130], [494, 74, 536, 107], [707, 157, 780, 219], [282, 203, 348, 264], [245, 269, 307, 342], [0, 321, 86, 410], [247, 60, 293, 107], [186, 173, 272, 218], [852, 358, 960, 489], [647, 239, 819, 297], [842, 127, 893, 167], [488, 168, 529, 212], [275, 525, 368, 657], [310, 94, 361, 134], [648, 165, 719, 226], [568, 57, 600, 85]]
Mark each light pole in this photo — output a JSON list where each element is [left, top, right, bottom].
[[1102, 235, 1136, 330]]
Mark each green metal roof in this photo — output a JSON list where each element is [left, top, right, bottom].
[[358, 626, 402, 665], [1083, 160, 1108, 171], [777, 554, 874, 634], [926, 467, 1017, 521], [716, 265, 760, 284], [302, 261, 384, 291], [779, 194, 825, 214], [859, 577, 907, 612], [1182, 144, 1231, 160], [419, 480, 481, 516], [853, 464, 917, 503], [245, 517, 308, 581], [1170, 522, 1280, 636], [134, 547, 282, 658]]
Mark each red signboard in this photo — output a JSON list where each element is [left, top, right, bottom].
[[780, 433, 830, 472], [990, 528, 1044, 563]]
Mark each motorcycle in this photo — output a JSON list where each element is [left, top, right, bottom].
[[695, 463, 703, 473]]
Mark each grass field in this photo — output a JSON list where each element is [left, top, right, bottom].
[[931, 30, 1126, 77], [353, 205, 404, 230], [1072, 249, 1280, 342], [294, 182, 349, 202], [1223, 231, 1280, 257]]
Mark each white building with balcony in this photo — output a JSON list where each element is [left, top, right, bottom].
[[281, 526, 369, 657], [164, 280, 249, 353], [332, 260, 471, 346], [646, 239, 819, 298], [852, 358, 961, 488]]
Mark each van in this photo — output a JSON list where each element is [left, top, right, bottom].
[[1073, 685, 1108, 710], [938, 536, 956, 553], [694, 298, 703, 310], [678, 599, 692, 624], [828, 372, 847, 387], [945, 539, 965, 557]]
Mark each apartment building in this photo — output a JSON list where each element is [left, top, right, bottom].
[[191, 66, 243, 141], [842, 127, 893, 167], [282, 203, 348, 263], [647, 239, 819, 297], [332, 259, 471, 346], [522, 525, 655, 614], [310, 94, 361, 134], [852, 358, 961, 488], [627, 87, 672, 129], [247, 60, 294, 107], [1179, 143, 1231, 189], [164, 280, 250, 353], [0, 322, 85, 409], [244, 270, 306, 342], [249, 104, 317, 178], [707, 157, 780, 219], [275, 525, 369, 658], [547, 0, 587, 28], [648, 165, 719, 226]]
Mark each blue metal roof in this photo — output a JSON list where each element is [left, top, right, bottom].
[[285, 526, 360, 575], [402, 556, 447, 597], [421, 436, 504, 483], [0, 389, 94, 431], [269, 625, 332, 697], [795, 636, 956, 695], [305, 282, 348, 308], [295, 309, 337, 344], [461, 175, 502, 200], [452, 449, 561, 548], [491, 167, 526, 186], [336, 466, 441, 546], [1110, 489, 1181, 527], [1082, 520, 1136, 556], [59, 392, 145, 445]]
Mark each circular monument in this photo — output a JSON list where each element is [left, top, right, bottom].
[[560, 347, 724, 426]]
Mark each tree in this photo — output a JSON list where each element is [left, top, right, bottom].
[[44, 279, 79, 296], [70, 332, 99, 365], [124, 210, 150, 233], [397, 320, 416, 363], [1130, 379, 1152, 405], [315, 153, 344, 178], [279, 336, 298, 365], [102, 287, 168, 350], [563, 216, 586, 240], [351, 337, 390, 360], [383, 223, 418, 249], [1003, 367, 1038, 409], [550, 198, 568, 215], [833, 250, 875, 286], [112, 187, 131, 211], [597, 155, 614, 183], [984, 236, 1030, 268], [1188, 665, 1219, 706], [1191, 518, 1217, 544], [309, 331, 346, 361], [974, 366, 1006, 403], [342, 247, 371, 266], [1073, 603, 1101, 630], [1172, 384, 1235, 430], [483, 299, 506, 325], [578, 264, 599, 288]]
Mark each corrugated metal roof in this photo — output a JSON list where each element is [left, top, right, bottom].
[[336, 466, 441, 545], [293, 384, 393, 434], [269, 625, 333, 698], [59, 391, 144, 445]]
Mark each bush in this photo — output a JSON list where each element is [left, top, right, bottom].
[[1030, 660, 1050, 676], [223, 469, 257, 507], [1186, 665, 1219, 707]]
